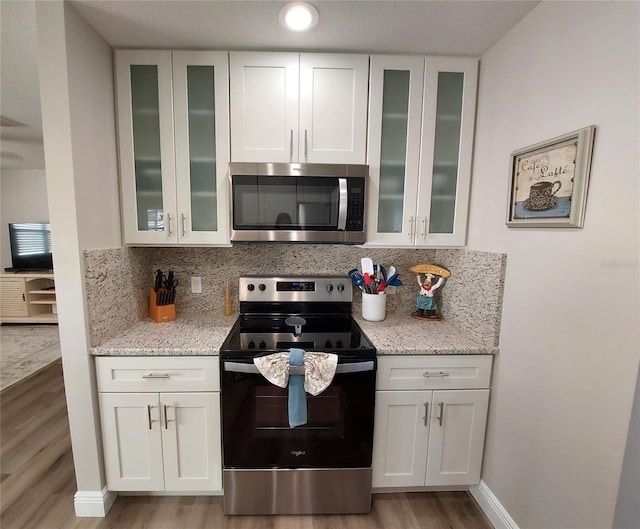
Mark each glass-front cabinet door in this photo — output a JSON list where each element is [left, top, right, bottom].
[[366, 56, 477, 247], [116, 50, 177, 244], [116, 50, 230, 245], [366, 56, 425, 246], [416, 57, 477, 247], [173, 51, 230, 245]]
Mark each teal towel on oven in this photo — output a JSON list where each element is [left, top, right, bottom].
[[288, 348, 307, 427]]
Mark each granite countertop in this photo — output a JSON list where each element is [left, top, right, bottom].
[[90, 312, 237, 356], [354, 312, 498, 355], [90, 310, 497, 356]]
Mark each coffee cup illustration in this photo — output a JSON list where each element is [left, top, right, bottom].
[[524, 180, 562, 211]]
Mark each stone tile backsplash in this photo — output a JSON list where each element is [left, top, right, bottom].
[[84, 245, 506, 348], [84, 247, 151, 346]]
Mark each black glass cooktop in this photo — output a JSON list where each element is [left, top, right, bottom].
[[220, 313, 375, 359]]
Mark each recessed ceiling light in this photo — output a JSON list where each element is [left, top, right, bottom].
[[279, 2, 319, 32]]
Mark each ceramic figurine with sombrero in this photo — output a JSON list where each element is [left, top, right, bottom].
[[409, 264, 451, 321]]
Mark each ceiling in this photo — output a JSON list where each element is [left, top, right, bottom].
[[0, 0, 539, 171], [0, 0, 44, 170]]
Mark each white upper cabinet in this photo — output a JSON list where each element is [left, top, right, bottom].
[[366, 55, 425, 247], [116, 50, 231, 245], [298, 54, 369, 163], [366, 56, 478, 247], [230, 52, 369, 163], [417, 57, 477, 247]]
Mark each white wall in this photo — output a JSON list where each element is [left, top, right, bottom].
[[66, 7, 121, 251], [469, 2, 639, 528], [35, 0, 121, 513], [0, 169, 49, 270]]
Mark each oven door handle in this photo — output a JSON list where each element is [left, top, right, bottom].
[[335, 360, 375, 374], [223, 360, 375, 374]]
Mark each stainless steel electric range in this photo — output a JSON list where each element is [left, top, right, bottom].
[[220, 276, 377, 515]]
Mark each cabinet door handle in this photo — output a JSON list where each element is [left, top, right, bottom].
[[289, 129, 294, 160], [142, 373, 171, 379], [180, 213, 186, 237], [147, 405, 154, 430], [163, 404, 173, 429], [304, 129, 308, 158], [166, 213, 173, 236], [423, 402, 429, 426], [437, 402, 444, 427], [423, 371, 450, 378], [22, 293, 26, 302], [421, 217, 428, 239], [407, 216, 414, 238]]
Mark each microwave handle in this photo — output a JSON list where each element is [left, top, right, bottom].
[[223, 360, 375, 374], [337, 178, 348, 231]]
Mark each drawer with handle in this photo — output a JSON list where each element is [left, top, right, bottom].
[[376, 355, 492, 390], [95, 356, 219, 392]]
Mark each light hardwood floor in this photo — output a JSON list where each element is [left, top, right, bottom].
[[0, 360, 493, 529]]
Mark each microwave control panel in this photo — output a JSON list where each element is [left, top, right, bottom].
[[346, 179, 365, 231]]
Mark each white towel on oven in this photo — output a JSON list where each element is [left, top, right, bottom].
[[253, 351, 338, 395], [303, 351, 338, 395]]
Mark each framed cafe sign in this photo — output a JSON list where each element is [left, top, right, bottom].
[[506, 125, 596, 228]]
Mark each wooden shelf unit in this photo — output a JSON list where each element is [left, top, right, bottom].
[[0, 273, 57, 324]]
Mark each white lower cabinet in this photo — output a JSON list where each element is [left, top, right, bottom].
[[373, 355, 491, 488], [96, 356, 221, 492]]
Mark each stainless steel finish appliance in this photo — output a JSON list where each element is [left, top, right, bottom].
[[229, 163, 368, 243], [220, 276, 377, 515]]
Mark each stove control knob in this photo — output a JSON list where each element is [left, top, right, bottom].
[[247, 284, 255, 292], [336, 340, 343, 348], [337, 283, 345, 292], [326, 284, 334, 293], [248, 341, 255, 349], [259, 341, 267, 349], [325, 340, 332, 348], [258, 283, 266, 292]]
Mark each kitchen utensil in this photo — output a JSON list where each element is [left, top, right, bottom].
[[373, 264, 385, 283], [386, 273, 403, 287], [361, 257, 374, 276], [224, 280, 233, 316], [164, 270, 178, 290], [152, 269, 178, 306], [154, 269, 164, 292], [149, 287, 176, 323], [363, 272, 372, 293], [348, 268, 364, 289]]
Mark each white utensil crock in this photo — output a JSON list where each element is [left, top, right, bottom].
[[362, 292, 386, 321]]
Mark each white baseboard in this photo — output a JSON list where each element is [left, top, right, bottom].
[[470, 480, 520, 529], [74, 488, 118, 517]]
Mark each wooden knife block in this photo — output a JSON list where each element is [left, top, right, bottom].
[[149, 287, 176, 323]]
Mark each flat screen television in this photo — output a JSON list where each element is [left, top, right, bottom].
[[6, 223, 54, 272]]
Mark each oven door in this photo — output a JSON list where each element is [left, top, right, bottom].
[[221, 357, 376, 469]]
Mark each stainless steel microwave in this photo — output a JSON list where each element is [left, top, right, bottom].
[[229, 163, 368, 244]]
